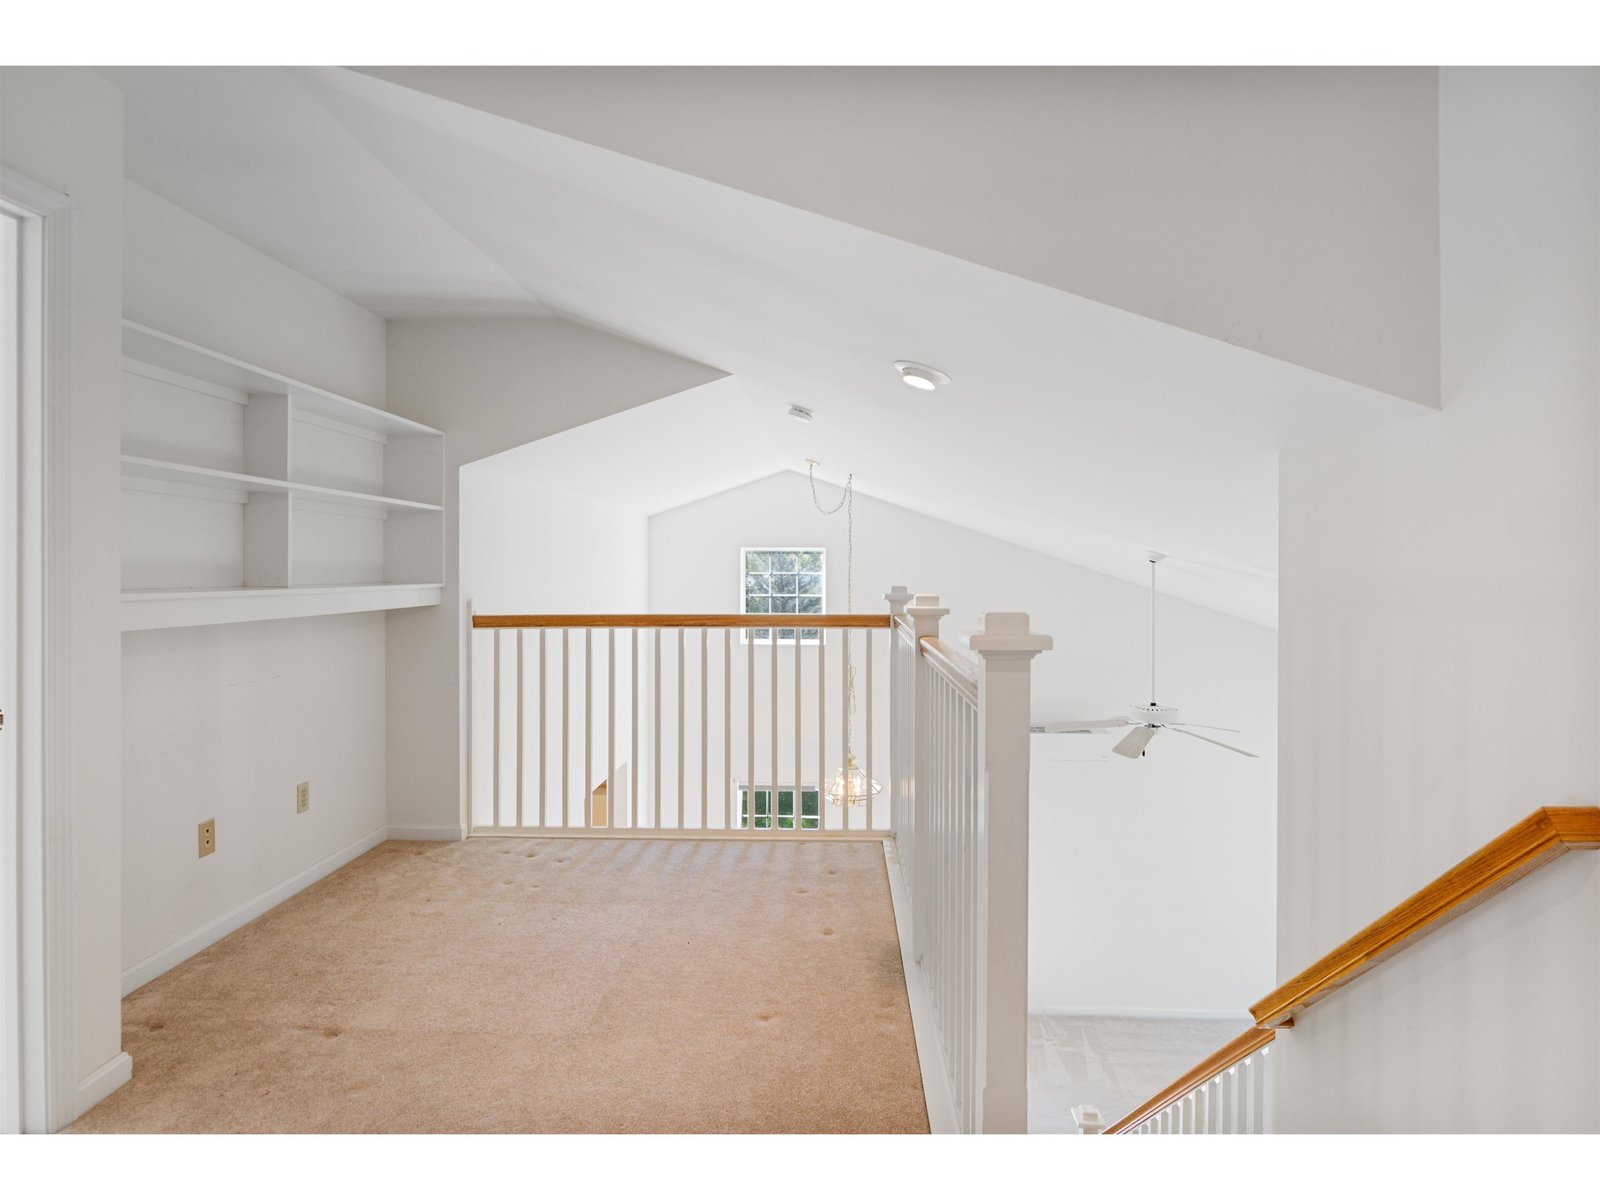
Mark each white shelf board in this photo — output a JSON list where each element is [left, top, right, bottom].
[[121, 455, 443, 513], [122, 321, 443, 438], [122, 583, 444, 632]]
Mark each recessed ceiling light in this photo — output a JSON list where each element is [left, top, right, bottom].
[[893, 361, 950, 391]]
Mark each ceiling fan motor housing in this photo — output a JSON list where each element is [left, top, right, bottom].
[[1129, 703, 1178, 726]]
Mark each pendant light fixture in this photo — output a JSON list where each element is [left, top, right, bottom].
[[808, 460, 882, 808]]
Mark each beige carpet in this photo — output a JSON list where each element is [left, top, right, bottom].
[[75, 837, 928, 1134]]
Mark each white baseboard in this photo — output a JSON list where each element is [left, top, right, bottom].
[[121, 826, 389, 995], [1031, 1006, 1253, 1021], [881, 841, 959, 1135], [385, 823, 463, 841], [75, 1051, 133, 1119]]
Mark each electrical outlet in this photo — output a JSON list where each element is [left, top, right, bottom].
[[198, 819, 216, 858], [295, 781, 310, 814]]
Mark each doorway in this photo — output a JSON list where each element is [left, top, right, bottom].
[[1, 199, 21, 1136]]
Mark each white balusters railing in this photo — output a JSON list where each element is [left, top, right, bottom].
[[1102, 1027, 1278, 1135], [471, 596, 1050, 1136], [469, 614, 891, 837], [885, 589, 1051, 1134]]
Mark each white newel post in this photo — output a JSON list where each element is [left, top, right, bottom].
[[903, 593, 948, 970], [883, 585, 913, 858], [965, 612, 1051, 1134]]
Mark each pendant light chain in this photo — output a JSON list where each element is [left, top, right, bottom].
[[809, 461, 863, 801]]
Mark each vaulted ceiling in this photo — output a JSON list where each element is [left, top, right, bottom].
[[104, 66, 1442, 625]]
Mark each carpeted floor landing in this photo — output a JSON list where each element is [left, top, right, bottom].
[[74, 838, 929, 1134]]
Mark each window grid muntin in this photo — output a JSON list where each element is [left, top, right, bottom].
[[740, 547, 825, 644], [738, 786, 822, 830]]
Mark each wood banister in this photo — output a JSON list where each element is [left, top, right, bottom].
[[1251, 805, 1600, 1027], [1100, 1026, 1280, 1135], [471, 614, 893, 629], [1104, 805, 1600, 1133]]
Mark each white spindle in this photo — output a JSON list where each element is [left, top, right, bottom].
[[561, 629, 569, 828], [769, 624, 777, 831], [630, 629, 638, 830], [701, 629, 709, 831], [723, 628, 731, 830], [654, 629, 662, 830], [817, 624, 825, 832], [747, 631, 755, 831], [793, 623, 802, 832], [584, 629, 593, 830], [492, 629, 501, 828], [677, 628, 685, 829], [606, 629, 615, 831], [516, 630, 524, 828], [864, 629, 873, 831], [538, 629, 546, 828]]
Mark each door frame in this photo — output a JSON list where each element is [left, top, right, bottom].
[[1, 165, 77, 1134]]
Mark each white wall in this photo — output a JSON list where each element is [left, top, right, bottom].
[[1, 66, 128, 1121], [649, 471, 1277, 1015], [1274, 68, 1600, 1132], [119, 184, 391, 991], [460, 461, 647, 615], [385, 318, 725, 838], [460, 461, 648, 828]]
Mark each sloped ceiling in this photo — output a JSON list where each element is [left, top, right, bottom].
[[106, 66, 1441, 626], [359, 65, 1441, 406]]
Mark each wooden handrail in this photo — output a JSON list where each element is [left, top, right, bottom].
[[1251, 805, 1600, 1027], [1101, 1026, 1280, 1135], [1104, 805, 1600, 1133], [472, 613, 893, 629], [920, 636, 980, 703]]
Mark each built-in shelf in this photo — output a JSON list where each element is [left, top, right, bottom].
[[121, 455, 445, 513], [123, 322, 441, 438], [121, 584, 445, 633], [120, 321, 446, 629]]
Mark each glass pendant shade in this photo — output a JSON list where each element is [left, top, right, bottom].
[[826, 753, 882, 807]]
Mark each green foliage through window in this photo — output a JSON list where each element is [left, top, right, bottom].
[[740, 787, 821, 830], [743, 548, 823, 642]]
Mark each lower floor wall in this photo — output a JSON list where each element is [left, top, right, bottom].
[[120, 613, 392, 991]]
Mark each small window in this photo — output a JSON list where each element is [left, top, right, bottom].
[[741, 547, 824, 643], [739, 786, 821, 831]]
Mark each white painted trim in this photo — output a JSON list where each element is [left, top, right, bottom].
[[385, 824, 464, 842], [882, 839, 957, 1134], [1, 166, 77, 1134], [73, 1051, 131, 1120], [1031, 1006, 1254, 1022], [120, 826, 388, 995]]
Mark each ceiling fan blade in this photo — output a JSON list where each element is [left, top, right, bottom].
[[1113, 726, 1158, 758], [1039, 717, 1133, 732], [1169, 726, 1259, 758], [1171, 722, 1242, 734]]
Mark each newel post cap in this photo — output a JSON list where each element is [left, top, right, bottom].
[[904, 593, 949, 638], [964, 612, 1052, 658], [884, 585, 913, 616]]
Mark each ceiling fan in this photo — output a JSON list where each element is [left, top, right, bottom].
[[1041, 553, 1258, 760]]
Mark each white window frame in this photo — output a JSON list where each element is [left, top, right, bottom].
[[738, 546, 826, 645], [736, 783, 822, 831]]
